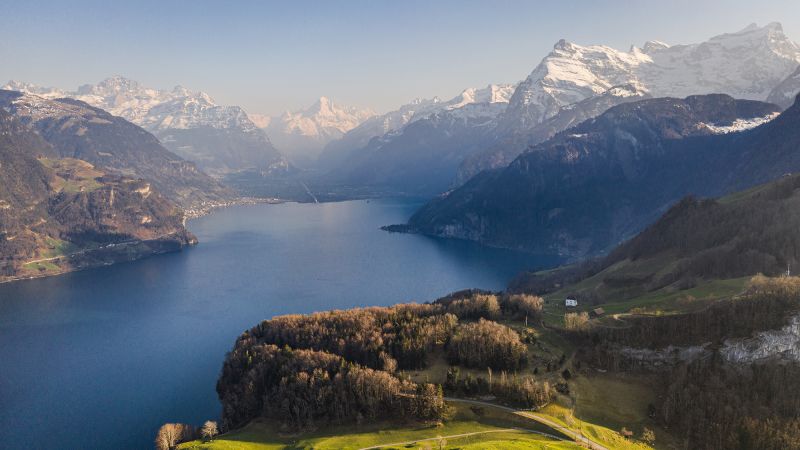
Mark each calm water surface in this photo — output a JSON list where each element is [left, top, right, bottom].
[[0, 199, 559, 449]]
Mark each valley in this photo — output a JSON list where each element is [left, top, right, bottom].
[[3, 8, 800, 450]]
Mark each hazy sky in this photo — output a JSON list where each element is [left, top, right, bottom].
[[2, 0, 800, 116]]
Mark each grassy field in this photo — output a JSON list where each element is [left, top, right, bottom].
[[177, 404, 578, 450], [40, 157, 104, 193], [534, 403, 651, 450], [22, 260, 60, 273], [542, 276, 749, 327], [39, 237, 79, 259]]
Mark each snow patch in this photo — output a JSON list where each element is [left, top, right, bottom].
[[702, 113, 780, 134]]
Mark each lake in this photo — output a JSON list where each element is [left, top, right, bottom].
[[0, 199, 559, 449]]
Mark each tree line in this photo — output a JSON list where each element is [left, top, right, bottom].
[[444, 367, 553, 409]]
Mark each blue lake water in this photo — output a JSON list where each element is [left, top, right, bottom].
[[0, 199, 559, 449]]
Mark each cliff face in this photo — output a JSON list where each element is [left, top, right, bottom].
[[0, 109, 195, 281]]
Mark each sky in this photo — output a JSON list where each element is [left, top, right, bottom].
[[2, 0, 800, 116]]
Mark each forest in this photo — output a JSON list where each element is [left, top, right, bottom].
[[215, 292, 553, 433]]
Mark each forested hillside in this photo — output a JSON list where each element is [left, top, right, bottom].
[[512, 172, 800, 304], [407, 94, 789, 257]]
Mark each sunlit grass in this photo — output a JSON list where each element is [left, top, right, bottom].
[[178, 404, 578, 450]]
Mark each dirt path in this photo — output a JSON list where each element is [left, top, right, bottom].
[[444, 397, 609, 450], [358, 426, 565, 450]]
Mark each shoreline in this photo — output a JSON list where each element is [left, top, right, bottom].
[[0, 233, 192, 285], [183, 196, 286, 221], [1, 197, 289, 286]]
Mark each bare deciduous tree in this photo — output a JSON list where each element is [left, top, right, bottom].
[[155, 423, 194, 450], [564, 312, 590, 331], [200, 420, 219, 441]]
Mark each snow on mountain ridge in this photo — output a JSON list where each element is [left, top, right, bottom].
[[502, 22, 800, 130], [2, 81, 65, 98], [272, 96, 376, 139], [353, 83, 515, 138], [2, 76, 259, 132]]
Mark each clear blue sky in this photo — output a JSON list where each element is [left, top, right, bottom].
[[1, 0, 799, 115]]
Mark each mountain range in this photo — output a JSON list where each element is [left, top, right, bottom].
[[466, 22, 800, 180], [315, 23, 800, 196], [501, 23, 799, 132], [319, 84, 516, 195], [3, 77, 288, 175]]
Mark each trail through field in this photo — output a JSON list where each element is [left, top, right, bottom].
[[358, 427, 561, 450], [444, 397, 609, 450]]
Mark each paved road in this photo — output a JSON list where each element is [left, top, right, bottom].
[[24, 232, 179, 265], [444, 397, 609, 450]]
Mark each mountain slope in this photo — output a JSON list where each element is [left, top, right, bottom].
[[456, 83, 650, 184], [405, 94, 785, 257], [0, 90, 232, 208], [265, 97, 375, 166], [3, 77, 288, 174], [512, 171, 800, 301], [768, 65, 800, 109], [317, 96, 450, 170], [0, 109, 194, 281]]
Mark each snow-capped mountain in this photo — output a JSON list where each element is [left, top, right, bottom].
[[318, 84, 514, 170], [501, 22, 800, 131], [768, 65, 800, 109], [319, 84, 516, 195], [1, 80, 65, 98], [265, 97, 375, 166], [2, 77, 288, 175]]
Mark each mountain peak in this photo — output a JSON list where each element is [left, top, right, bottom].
[[269, 96, 376, 150], [642, 40, 670, 53], [309, 96, 334, 115], [96, 76, 140, 92], [554, 38, 570, 50], [721, 22, 786, 40]]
